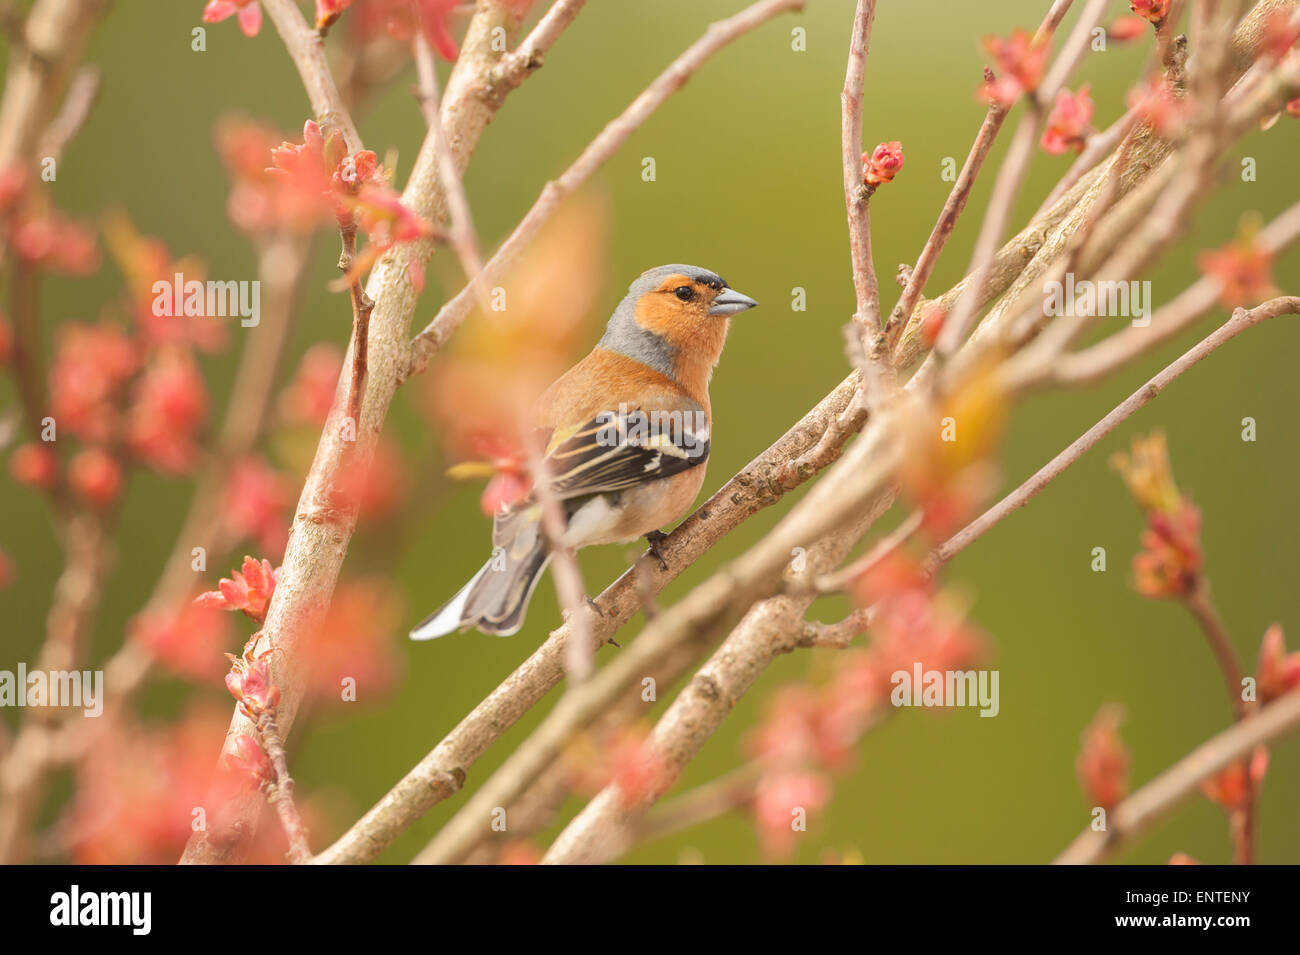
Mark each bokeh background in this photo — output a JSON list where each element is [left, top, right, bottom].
[[2, 0, 1298, 864]]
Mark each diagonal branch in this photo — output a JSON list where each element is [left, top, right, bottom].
[[1054, 689, 1300, 864]]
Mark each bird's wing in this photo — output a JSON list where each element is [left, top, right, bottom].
[[542, 404, 710, 500]]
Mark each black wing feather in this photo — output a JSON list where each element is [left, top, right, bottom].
[[545, 407, 710, 500]]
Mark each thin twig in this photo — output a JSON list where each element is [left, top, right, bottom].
[[934, 0, 1108, 359], [841, 0, 880, 341], [1054, 689, 1300, 864], [487, 0, 589, 102], [35, 64, 99, 163], [411, 33, 490, 316], [931, 297, 1300, 570], [886, 91, 1007, 345], [1183, 584, 1247, 719], [261, 0, 363, 153], [256, 710, 313, 864]]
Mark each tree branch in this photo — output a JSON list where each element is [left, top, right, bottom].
[[1054, 689, 1300, 864], [181, 0, 536, 864]]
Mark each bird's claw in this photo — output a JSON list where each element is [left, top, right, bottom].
[[644, 529, 670, 571]]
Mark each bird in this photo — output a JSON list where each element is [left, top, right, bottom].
[[411, 264, 759, 640]]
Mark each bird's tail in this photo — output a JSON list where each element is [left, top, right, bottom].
[[409, 538, 552, 640]]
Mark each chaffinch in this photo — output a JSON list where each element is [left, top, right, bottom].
[[411, 264, 759, 639]]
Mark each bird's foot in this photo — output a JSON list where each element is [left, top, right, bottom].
[[644, 529, 670, 571]]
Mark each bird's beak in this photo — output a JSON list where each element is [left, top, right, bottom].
[[709, 287, 759, 316]]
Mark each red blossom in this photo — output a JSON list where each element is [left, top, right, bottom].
[[337, 178, 435, 286], [203, 0, 262, 37], [1076, 705, 1129, 811], [447, 432, 535, 516], [131, 599, 234, 680], [1198, 232, 1277, 308], [1256, 625, 1300, 705], [748, 686, 827, 767], [1129, 0, 1171, 25], [10, 208, 98, 275], [268, 120, 348, 230], [1127, 74, 1189, 138], [1133, 502, 1203, 599], [68, 447, 123, 509], [1107, 15, 1149, 42], [497, 841, 542, 865], [9, 443, 58, 489], [481, 470, 530, 516], [333, 150, 381, 197], [299, 578, 401, 704], [920, 303, 946, 344], [354, 183, 429, 242], [68, 706, 229, 864], [331, 436, 407, 520], [1041, 85, 1093, 155], [862, 140, 904, 187], [1201, 748, 1269, 813], [350, 0, 465, 60], [124, 347, 209, 474], [279, 343, 343, 425], [1111, 432, 1205, 599], [753, 771, 830, 859], [815, 654, 886, 768], [215, 116, 285, 234], [607, 727, 669, 810], [315, 0, 356, 31], [47, 322, 138, 443], [225, 646, 281, 717], [978, 29, 1048, 107], [195, 555, 279, 623], [104, 215, 225, 352], [269, 121, 389, 233], [848, 552, 987, 707], [266, 121, 430, 286], [222, 457, 294, 558]]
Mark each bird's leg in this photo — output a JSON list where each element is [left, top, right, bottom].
[[644, 529, 670, 571]]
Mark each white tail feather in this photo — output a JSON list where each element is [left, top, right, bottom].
[[409, 562, 490, 641]]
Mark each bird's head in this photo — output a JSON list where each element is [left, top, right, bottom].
[[600, 264, 758, 383], [631, 263, 759, 323]]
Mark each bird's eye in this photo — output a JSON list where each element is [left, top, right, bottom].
[[674, 286, 694, 302]]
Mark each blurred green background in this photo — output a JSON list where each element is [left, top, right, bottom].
[[2, 0, 1298, 864]]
